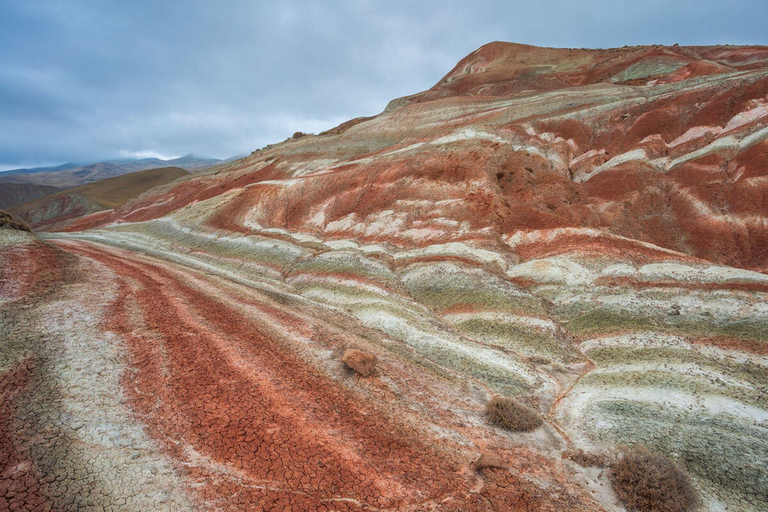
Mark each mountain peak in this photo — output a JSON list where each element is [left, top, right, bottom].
[[426, 41, 768, 99]]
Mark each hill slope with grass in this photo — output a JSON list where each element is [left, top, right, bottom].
[[13, 166, 189, 230], [0, 183, 60, 211]]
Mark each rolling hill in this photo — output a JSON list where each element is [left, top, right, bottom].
[[0, 182, 60, 211], [13, 166, 190, 230]]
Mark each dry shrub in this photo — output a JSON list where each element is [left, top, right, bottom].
[[485, 397, 543, 432], [563, 448, 609, 468], [610, 447, 698, 512], [0, 210, 30, 231], [549, 362, 566, 372], [527, 354, 551, 365]]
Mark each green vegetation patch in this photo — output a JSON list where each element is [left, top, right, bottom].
[[289, 251, 399, 288], [341, 303, 535, 397], [411, 285, 537, 313], [611, 58, 686, 83], [582, 370, 765, 409], [296, 281, 403, 307], [454, 317, 578, 362], [588, 346, 768, 391], [403, 263, 545, 315], [416, 340, 532, 397], [112, 221, 310, 267], [558, 305, 768, 344], [559, 308, 658, 337]]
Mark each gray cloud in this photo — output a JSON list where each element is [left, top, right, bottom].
[[1, 0, 766, 168]]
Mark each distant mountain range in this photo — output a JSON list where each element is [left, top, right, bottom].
[[0, 154, 221, 189]]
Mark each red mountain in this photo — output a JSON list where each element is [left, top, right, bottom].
[[2, 43, 767, 511]]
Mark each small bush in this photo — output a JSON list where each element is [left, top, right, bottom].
[[485, 396, 543, 432], [610, 447, 698, 512], [549, 362, 566, 372], [527, 354, 551, 365], [0, 210, 31, 231], [563, 448, 609, 468]]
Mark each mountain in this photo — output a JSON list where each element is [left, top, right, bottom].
[[1, 43, 767, 511], [0, 154, 220, 188], [0, 182, 61, 211], [69, 42, 768, 272], [12, 166, 190, 231]]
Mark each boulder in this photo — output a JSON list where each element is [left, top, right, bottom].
[[342, 348, 377, 377], [474, 452, 507, 471]]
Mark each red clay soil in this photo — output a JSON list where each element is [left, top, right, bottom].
[[0, 357, 52, 512], [0, 241, 67, 301], [0, 240, 73, 511], [424, 42, 768, 100], [63, 241, 562, 511]]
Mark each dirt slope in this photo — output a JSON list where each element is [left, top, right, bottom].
[[71, 42, 768, 273]]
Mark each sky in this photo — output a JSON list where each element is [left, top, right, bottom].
[[1, 0, 767, 170]]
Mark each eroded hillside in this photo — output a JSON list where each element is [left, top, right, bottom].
[[2, 42, 767, 511]]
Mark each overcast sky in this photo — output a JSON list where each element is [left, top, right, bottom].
[[1, 0, 767, 170]]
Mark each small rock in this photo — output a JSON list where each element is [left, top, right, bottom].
[[342, 348, 377, 377], [668, 305, 681, 316], [474, 452, 507, 471]]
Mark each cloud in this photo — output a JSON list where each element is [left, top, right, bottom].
[[118, 150, 181, 161], [0, 0, 766, 168]]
